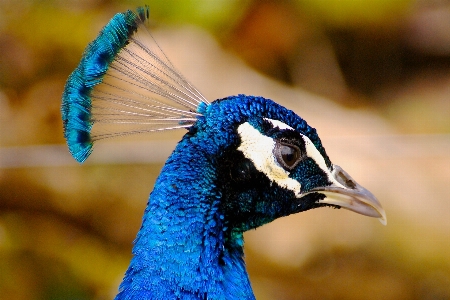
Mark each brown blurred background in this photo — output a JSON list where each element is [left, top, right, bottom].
[[0, 0, 449, 299]]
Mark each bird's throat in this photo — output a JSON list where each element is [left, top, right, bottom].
[[115, 138, 255, 299]]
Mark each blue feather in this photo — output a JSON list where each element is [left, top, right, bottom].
[[62, 8, 141, 161], [62, 6, 204, 163], [62, 6, 386, 299]]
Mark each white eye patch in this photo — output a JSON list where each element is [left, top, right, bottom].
[[237, 122, 301, 195], [236, 120, 346, 196], [266, 118, 346, 189]]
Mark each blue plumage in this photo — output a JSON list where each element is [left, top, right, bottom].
[[62, 7, 386, 299], [62, 7, 146, 161]]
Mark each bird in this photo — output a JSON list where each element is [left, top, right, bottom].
[[61, 6, 386, 300]]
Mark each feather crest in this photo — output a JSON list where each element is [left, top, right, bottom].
[[61, 6, 208, 162]]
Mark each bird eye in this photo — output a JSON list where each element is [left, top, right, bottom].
[[274, 141, 302, 170]]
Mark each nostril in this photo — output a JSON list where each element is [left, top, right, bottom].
[[345, 179, 356, 189], [337, 171, 357, 189]]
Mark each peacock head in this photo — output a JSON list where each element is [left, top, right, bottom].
[[194, 95, 386, 234], [61, 5, 385, 246]]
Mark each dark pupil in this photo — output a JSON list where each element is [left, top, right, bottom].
[[280, 144, 299, 167]]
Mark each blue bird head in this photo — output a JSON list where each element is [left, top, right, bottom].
[[61, 6, 386, 299], [187, 95, 386, 236]]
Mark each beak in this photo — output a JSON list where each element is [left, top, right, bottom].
[[313, 165, 387, 225]]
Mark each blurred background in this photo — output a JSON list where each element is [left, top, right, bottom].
[[0, 0, 449, 299]]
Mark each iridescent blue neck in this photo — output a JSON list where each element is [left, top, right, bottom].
[[115, 134, 255, 300]]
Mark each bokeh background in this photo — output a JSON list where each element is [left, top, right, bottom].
[[1, 0, 449, 299]]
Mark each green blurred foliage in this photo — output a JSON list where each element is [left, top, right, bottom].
[[122, 0, 249, 30], [298, 0, 413, 27]]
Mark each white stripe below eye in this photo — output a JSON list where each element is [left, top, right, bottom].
[[301, 135, 346, 189], [237, 122, 301, 195]]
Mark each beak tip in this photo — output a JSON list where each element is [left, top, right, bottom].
[[377, 209, 387, 226], [312, 164, 387, 226]]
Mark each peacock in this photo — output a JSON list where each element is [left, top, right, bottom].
[[61, 6, 386, 300]]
